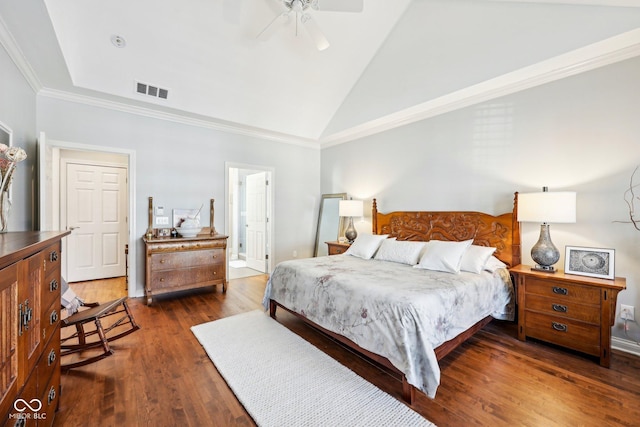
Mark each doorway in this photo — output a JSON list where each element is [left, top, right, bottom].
[[38, 133, 137, 297], [226, 163, 273, 280]]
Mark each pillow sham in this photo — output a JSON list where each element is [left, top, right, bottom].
[[460, 245, 497, 274], [345, 234, 389, 260], [484, 256, 507, 273], [374, 239, 426, 265], [414, 239, 473, 274]]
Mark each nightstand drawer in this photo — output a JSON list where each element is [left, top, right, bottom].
[[524, 311, 600, 356], [326, 241, 351, 255], [524, 294, 600, 324], [525, 277, 600, 303]]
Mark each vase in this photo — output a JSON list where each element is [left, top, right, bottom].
[[0, 190, 10, 233]]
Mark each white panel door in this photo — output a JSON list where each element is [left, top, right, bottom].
[[66, 163, 127, 282], [245, 172, 267, 272]]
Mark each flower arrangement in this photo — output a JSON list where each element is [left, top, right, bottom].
[[0, 143, 27, 232]]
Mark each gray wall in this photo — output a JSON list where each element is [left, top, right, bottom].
[[321, 56, 640, 344], [35, 96, 320, 297], [0, 45, 37, 231]]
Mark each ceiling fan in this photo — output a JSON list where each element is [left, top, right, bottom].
[[257, 0, 364, 51]]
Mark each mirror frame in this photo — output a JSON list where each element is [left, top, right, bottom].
[[313, 193, 347, 257]]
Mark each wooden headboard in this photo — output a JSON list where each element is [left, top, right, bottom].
[[372, 193, 521, 267]]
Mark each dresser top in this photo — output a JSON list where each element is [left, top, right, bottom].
[[0, 231, 70, 270], [509, 264, 626, 290]]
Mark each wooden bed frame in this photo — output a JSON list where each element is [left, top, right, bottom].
[[270, 193, 521, 404]]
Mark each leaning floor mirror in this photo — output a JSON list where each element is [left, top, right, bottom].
[[313, 193, 347, 257]]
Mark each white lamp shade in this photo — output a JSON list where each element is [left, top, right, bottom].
[[339, 200, 363, 217], [518, 191, 576, 223]]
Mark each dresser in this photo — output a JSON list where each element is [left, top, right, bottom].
[[1, 231, 69, 427], [326, 241, 351, 255], [143, 234, 228, 305], [510, 264, 626, 367]]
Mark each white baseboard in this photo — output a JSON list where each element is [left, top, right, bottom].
[[612, 336, 640, 357]]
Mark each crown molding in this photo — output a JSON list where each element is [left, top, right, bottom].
[[320, 28, 640, 148], [37, 88, 320, 150], [0, 14, 42, 93], [489, 0, 640, 6]]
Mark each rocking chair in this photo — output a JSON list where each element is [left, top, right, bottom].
[[60, 280, 140, 371]]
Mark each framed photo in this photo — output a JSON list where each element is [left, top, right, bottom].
[[155, 228, 171, 238], [564, 246, 615, 279]]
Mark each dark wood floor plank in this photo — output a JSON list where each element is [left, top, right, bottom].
[[53, 275, 640, 427]]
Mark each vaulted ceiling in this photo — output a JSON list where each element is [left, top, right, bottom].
[[1, 0, 639, 148]]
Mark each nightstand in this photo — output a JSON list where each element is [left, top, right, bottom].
[[509, 264, 626, 367], [326, 241, 351, 255]]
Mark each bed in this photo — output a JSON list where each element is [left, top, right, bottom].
[[264, 194, 521, 404]]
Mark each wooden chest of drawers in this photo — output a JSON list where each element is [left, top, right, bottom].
[[1, 231, 68, 427], [510, 264, 626, 367], [143, 234, 228, 305]]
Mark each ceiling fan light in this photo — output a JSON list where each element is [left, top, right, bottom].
[[301, 15, 330, 51]]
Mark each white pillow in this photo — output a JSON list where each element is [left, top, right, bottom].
[[484, 256, 507, 273], [414, 239, 473, 274], [345, 234, 389, 260], [374, 239, 426, 265], [460, 245, 497, 274]]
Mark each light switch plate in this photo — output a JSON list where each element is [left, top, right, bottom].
[[155, 216, 169, 225]]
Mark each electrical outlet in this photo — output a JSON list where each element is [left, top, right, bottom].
[[621, 304, 635, 321]]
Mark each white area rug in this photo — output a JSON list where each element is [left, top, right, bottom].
[[191, 310, 435, 427]]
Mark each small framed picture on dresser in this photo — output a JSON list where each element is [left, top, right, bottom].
[[564, 246, 615, 279]]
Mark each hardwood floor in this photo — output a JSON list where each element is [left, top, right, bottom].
[[54, 276, 640, 426]]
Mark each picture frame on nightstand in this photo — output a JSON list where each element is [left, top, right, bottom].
[[564, 245, 615, 279]]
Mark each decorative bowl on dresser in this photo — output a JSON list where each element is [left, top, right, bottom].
[[509, 264, 626, 367], [1, 231, 70, 427]]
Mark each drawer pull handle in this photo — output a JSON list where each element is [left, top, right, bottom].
[[50, 310, 59, 325], [48, 386, 57, 404], [160, 259, 165, 264], [552, 322, 567, 332], [160, 278, 165, 282], [552, 304, 568, 313], [213, 255, 217, 258], [50, 279, 59, 292], [48, 349, 57, 366], [552, 286, 568, 296], [49, 251, 59, 262]]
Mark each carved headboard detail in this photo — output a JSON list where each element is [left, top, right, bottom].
[[372, 193, 521, 267]]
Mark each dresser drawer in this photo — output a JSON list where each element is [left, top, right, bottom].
[[524, 294, 600, 324], [38, 361, 60, 427], [41, 299, 61, 348], [150, 249, 224, 271], [150, 265, 224, 290], [525, 277, 600, 303], [524, 310, 600, 356], [41, 271, 61, 320], [37, 328, 60, 392]]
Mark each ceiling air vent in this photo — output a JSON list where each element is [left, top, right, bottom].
[[135, 81, 169, 100]]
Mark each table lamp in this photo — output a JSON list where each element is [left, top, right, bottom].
[[339, 199, 363, 243], [518, 187, 576, 272]]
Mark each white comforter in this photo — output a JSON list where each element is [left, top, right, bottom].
[[262, 255, 514, 398]]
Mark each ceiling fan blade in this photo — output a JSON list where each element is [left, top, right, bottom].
[[257, 12, 290, 41], [301, 14, 330, 51], [314, 0, 363, 13]]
